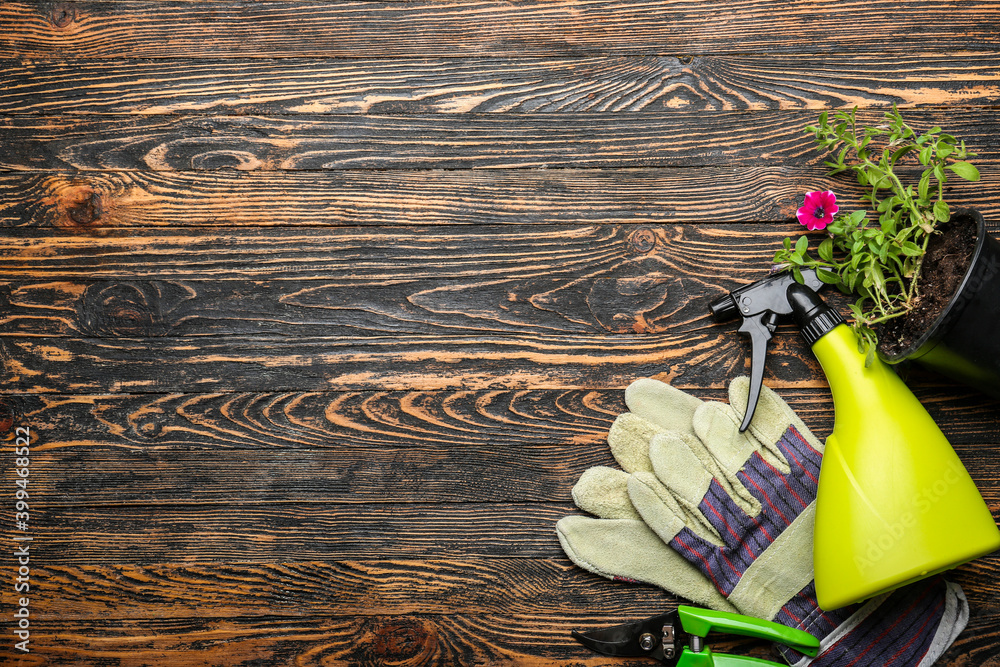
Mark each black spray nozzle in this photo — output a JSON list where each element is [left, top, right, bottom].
[[710, 269, 843, 432]]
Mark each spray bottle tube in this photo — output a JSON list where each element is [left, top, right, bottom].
[[711, 270, 1000, 610]]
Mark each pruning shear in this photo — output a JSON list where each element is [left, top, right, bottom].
[[572, 606, 820, 666]]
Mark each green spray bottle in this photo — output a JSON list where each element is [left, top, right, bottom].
[[710, 269, 1000, 610]]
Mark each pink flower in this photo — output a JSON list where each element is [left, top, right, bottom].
[[797, 190, 838, 231]]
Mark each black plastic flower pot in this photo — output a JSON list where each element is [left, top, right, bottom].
[[879, 208, 1000, 399]]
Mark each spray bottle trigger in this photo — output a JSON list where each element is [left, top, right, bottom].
[[736, 312, 780, 432]]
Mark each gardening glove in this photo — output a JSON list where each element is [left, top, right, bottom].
[[556, 380, 738, 613], [620, 376, 968, 666]]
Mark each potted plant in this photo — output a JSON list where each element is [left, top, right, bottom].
[[773, 106, 1000, 398]]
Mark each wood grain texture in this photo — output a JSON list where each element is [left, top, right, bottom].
[[4, 169, 1000, 229], [4, 0, 1000, 59], [2, 224, 998, 393], [6, 0, 1000, 663], [4, 54, 1000, 116], [0, 562, 992, 665], [0, 167, 840, 228], [5, 385, 999, 452], [3, 388, 625, 450], [3, 502, 571, 562], [6, 558, 657, 620], [0, 612, 782, 667], [2, 556, 994, 621], [0, 222, 982, 285], [2, 393, 997, 507], [0, 331, 806, 393], [0, 607, 992, 666], [4, 110, 1000, 171], [0, 223, 797, 340]]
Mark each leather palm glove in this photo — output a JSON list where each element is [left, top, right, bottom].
[[556, 379, 738, 613], [558, 377, 968, 666]]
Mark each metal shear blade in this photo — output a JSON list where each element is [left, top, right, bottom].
[[572, 612, 679, 663]]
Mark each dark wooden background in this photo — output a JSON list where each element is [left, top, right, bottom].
[[2, 1, 1000, 664]]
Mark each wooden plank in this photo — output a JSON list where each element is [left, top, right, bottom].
[[2, 223, 998, 392], [14, 444, 612, 506], [0, 168, 832, 228], [7, 556, 997, 621], [3, 109, 1000, 171], [0, 223, 794, 338], [0, 224, 748, 282], [3, 0, 1000, 59], [4, 54, 1000, 116], [0, 604, 991, 665], [0, 222, 978, 285], [0, 330, 810, 393], [7, 558, 669, 620], [2, 384, 997, 448], [6, 388, 625, 450], [2, 503, 570, 562], [0, 612, 778, 667], [5, 410, 997, 507], [4, 169, 1000, 229]]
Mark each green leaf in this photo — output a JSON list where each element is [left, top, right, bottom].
[[871, 264, 885, 291], [891, 145, 917, 163], [792, 266, 804, 284], [818, 238, 834, 262], [918, 172, 930, 200], [849, 210, 866, 225], [934, 200, 950, 222], [783, 237, 792, 250], [918, 146, 932, 165], [817, 268, 841, 284], [865, 343, 876, 368], [947, 161, 980, 182], [795, 235, 809, 254], [900, 241, 922, 256]]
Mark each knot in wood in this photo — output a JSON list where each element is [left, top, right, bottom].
[[130, 415, 164, 440], [76, 282, 167, 337], [49, 2, 76, 28], [60, 186, 103, 227], [0, 397, 21, 433], [627, 227, 656, 254], [364, 618, 436, 665]]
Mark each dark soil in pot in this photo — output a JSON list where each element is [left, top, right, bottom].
[[876, 212, 978, 358]]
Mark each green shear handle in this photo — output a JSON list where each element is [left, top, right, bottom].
[[676, 606, 820, 667]]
